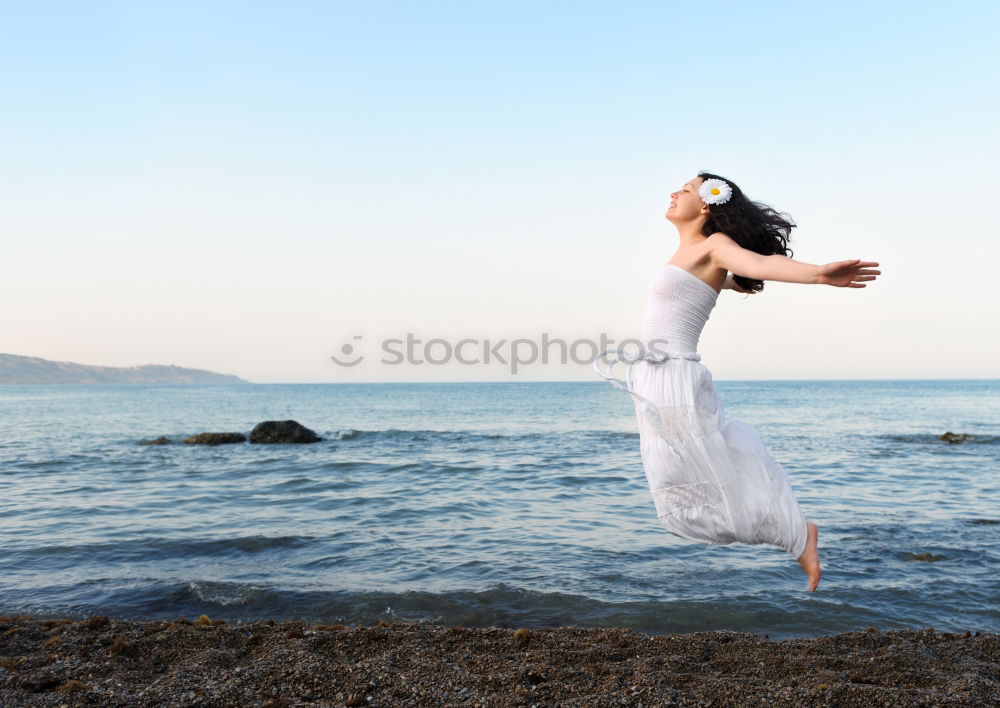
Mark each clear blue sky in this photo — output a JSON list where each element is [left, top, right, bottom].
[[2, 1, 997, 382]]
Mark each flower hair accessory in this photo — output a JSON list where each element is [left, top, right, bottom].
[[699, 178, 733, 205]]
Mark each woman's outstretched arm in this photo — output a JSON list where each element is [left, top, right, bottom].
[[707, 232, 880, 287]]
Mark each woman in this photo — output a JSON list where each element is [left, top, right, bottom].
[[594, 172, 880, 591]]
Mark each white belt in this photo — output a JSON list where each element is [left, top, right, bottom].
[[592, 347, 701, 394], [592, 347, 702, 461]]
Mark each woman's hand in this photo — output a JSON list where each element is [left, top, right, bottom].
[[817, 259, 881, 287]]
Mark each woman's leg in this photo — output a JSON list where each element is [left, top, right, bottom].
[[796, 521, 822, 591]]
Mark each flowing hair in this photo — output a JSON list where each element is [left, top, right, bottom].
[[697, 171, 796, 293]]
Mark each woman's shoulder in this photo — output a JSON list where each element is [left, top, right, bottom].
[[670, 236, 730, 268], [706, 231, 736, 245], [704, 232, 742, 263]]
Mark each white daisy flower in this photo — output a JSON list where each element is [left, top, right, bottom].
[[699, 178, 733, 205]]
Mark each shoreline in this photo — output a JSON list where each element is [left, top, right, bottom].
[[1, 615, 997, 706]]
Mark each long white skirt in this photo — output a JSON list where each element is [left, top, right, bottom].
[[594, 348, 808, 559]]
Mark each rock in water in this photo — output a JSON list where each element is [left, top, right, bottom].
[[940, 431, 970, 443], [140, 436, 172, 445], [183, 432, 247, 445], [250, 420, 322, 444]]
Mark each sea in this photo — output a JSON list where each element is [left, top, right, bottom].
[[1, 380, 997, 639]]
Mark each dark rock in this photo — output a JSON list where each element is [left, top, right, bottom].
[[249, 420, 322, 444], [903, 552, 946, 562], [140, 436, 171, 445], [14, 674, 62, 693], [524, 669, 548, 684], [940, 431, 970, 443], [183, 432, 247, 445]]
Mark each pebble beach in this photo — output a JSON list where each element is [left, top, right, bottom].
[[1, 615, 997, 706]]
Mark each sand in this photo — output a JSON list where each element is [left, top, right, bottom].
[[1, 615, 997, 706]]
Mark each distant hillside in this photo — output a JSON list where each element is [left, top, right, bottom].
[[0, 353, 249, 384]]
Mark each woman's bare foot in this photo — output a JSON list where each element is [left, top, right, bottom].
[[796, 522, 821, 591]]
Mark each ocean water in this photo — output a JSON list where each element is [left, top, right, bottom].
[[1, 380, 997, 639]]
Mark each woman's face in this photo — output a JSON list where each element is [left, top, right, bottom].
[[666, 176, 708, 221]]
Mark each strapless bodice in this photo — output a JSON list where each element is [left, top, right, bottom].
[[639, 265, 719, 354]]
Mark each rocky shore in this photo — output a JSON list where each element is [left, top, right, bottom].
[[1, 615, 997, 706]]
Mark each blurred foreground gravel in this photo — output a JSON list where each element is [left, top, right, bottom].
[[1, 615, 997, 706]]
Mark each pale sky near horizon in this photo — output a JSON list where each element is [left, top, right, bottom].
[[2, 1, 998, 383]]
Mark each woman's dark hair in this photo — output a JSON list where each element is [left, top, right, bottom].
[[697, 171, 796, 293]]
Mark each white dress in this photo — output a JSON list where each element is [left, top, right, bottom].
[[593, 264, 808, 559]]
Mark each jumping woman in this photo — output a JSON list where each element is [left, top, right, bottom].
[[594, 172, 881, 591]]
